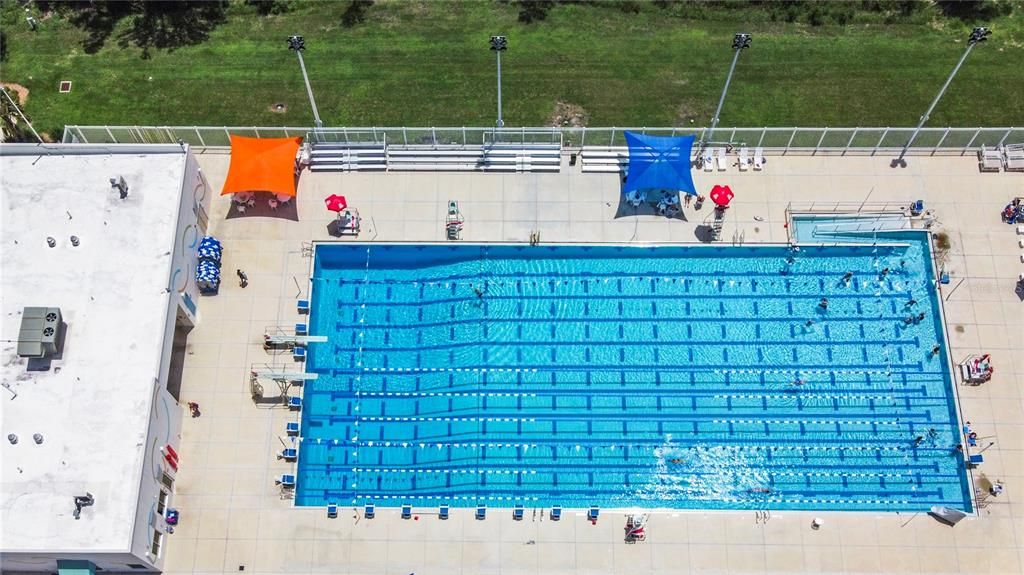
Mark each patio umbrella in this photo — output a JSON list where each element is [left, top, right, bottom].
[[324, 194, 348, 213], [710, 185, 734, 207]]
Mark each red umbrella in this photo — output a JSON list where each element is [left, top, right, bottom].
[[324, 194, 348, 213], [710, 185, 734, 207]]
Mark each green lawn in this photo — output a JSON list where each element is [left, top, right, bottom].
[[2, 1, 1023, 138]]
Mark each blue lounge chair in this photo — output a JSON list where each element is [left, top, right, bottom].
[[968, 454, 984, 467], [286, 422, 300, 436], [281, 448, 297, 461], [550, 505, 561, 521], [588, 506, 600, 521], [327, 503, 338, 518], [288, 396, 302, 410], [401, 504, 412, 519], [293, 347, 306, 361], [279, 474, 295, 488], [439, 504, 449, 520], [364, 503, 375, 519], [475, 504, 486, 520], [295, 323, 307, 335], [297, 300, 310, 314], [513, 504, 524, 521]]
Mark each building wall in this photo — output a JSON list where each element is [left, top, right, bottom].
[[127, 381, 183, 569], [130, 149, 208, 568], [0, 552, 149, 573]]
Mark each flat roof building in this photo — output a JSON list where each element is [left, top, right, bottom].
[[0, 144, 210, 573]]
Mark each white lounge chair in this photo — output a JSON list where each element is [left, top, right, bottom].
[[753, 147, 765, 171], [716, 147, 727, 171], [703, 148, 714, 172], [738, 147, 749, 171], [979, 145, 1002, 172]]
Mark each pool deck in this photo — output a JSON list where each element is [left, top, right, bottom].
[[165, 153, 1023, 574]]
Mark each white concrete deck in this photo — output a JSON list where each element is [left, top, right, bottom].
[[0, 151, 186, 553], [165, 151, 1022, 574]]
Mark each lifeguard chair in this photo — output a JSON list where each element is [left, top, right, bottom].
[[446, 200, 463, 240]]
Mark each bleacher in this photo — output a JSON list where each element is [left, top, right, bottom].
[[580, 147, 629, 173], [386, 144, 561, 172], [308, 142, 388, 172]]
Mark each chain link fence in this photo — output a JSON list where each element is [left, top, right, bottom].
[[63, 125, 1022, 154]]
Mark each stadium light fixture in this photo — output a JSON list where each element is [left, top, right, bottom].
[[891, 27, 990, 168], [287, 34, 323, 130], [702, 33, 752, 158], [490, 35, 508, 129]]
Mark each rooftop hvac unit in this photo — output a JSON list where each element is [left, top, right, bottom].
[[17, 307, 64, 359]]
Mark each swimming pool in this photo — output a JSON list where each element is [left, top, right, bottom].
[[296, 240, 971, 512]]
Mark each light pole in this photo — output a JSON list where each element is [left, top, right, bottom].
[[288, 35, 323, 131], [891, 26, 990, 168], [490, 35, 508, 129], [702, 33, 751, 156]]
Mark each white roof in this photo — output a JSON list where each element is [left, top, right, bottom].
[[0, 147, 185, 553]]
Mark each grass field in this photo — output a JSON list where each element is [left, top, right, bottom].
[[2, 1, 1023, 138]]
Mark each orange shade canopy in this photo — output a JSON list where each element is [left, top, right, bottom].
[[220, 135, 303, 197]]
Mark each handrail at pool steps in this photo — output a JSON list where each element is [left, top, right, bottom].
[[786, 201, 926, 245]]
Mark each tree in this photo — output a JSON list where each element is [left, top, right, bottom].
[[0, 89, 31, 143]]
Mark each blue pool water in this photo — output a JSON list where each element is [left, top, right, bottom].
[[296, 240, 971, 512]]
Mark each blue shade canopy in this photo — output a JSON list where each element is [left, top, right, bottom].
[[623, 132, 697, 196]]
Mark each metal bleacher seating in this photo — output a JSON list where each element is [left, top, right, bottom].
[[309, 142, 388, 172], [386, 144, 561, 173], [579, 147, 629, 173]]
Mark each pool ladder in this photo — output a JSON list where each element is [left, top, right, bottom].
[[755, 510, 771, 524], [731, 229, 746, 246]]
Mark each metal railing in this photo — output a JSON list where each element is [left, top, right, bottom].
[[62, 125, 1021, 155]]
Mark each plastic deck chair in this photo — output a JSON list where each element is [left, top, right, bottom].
[[588, 506, 600, 521], [293, 347, 306, 361], [280, 474, 295, 488], [439, 504, 449, 520], [288, 396, 302, 410], [295, 323, 307, 335], [327, 504, 338, 519], [401, 504, 412, 519], [364, 503, 375, 519], [475, 504, 487, 520], [513, 504, 524, 521], [297, 299, 310, 314], [550, 506, 562, 521], [286, 422, 300, 436], [967, 454, 984, 467], [281, 448, 297, 460]]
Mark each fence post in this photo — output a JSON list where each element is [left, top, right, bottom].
[[873, 128, 889, 156], [224, 127, 231, 143], [431, 127, 437, 146], [105, 126, 116, 143], [963, 128, 981, 155], [580, 127, 587, 148], [843, 128, 858, 156], [933, 128, 950, 155], [164, 127, 175, 143], [784, 128, 797, 155], [610, 128, 616, 147], [756, 128, 766, 148], [403, 127, 408, 146], [998, 127, 1013, 146], [193, 128, 205, 146], [462, 127, 467, 146], [813, 127, 828, 155], [729, 128, 736, 144]]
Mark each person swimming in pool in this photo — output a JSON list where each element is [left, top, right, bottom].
[[905, 298, 917, 307], [842, 272, 853, 283], [819, 298, 829, 310]]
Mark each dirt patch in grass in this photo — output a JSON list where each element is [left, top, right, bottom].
[[1, 83, 29, 104], [674, 101, 707, 127], [547, 100, 588, 128], [269, 102, 288, 114]]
